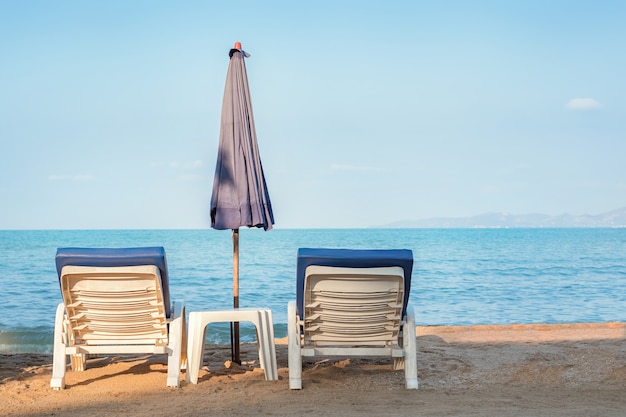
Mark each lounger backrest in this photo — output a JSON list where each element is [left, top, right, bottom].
[[303, 265, 405, 347], [59, 264, 169, 346], [296, 248, 413, 319], [55, 247, 171, 317]]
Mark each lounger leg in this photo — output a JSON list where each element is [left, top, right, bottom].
[[180, 307, 188, 370], [166, 301, 185, 387], [393, 356, 405, 371], [288, 301, 303, 389], [50, 303, 68, 390], [403, 304, 418, 389], [70, 354, 86, 371]]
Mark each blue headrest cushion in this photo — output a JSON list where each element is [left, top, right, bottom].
[[296, 248, 413, 318], [55, 247, 171, 317]]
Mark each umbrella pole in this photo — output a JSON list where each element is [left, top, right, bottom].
[[232, 228, 241, 364]]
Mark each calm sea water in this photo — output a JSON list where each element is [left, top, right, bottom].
[[1, 228, 625, 353]]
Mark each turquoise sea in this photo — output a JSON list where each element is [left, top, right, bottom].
[[1, 228, 625, 353]]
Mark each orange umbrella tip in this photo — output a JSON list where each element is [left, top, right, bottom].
[[234, 41, 241, 50]]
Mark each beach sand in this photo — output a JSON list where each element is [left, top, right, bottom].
[[2, 323, 625, 416]]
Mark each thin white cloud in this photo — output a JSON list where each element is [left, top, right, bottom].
[[330, 163, 383, 172], [566, 98, 601, 110], [185, 160, 203, 169], [48, 174, 95, 182], [150, 160, 205, 182]]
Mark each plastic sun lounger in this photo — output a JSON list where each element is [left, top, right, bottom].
[[288, 248, 417, 390], [50, 247, 186, 390]]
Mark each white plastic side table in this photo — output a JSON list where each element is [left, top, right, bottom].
[[186, 308, 278, 384]]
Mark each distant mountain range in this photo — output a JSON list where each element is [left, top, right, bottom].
[[375, 207, 626, 228]]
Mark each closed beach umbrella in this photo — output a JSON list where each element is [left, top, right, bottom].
[[210, 42, 274, 363]]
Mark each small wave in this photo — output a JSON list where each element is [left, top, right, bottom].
[[0, 328, 53, 353]]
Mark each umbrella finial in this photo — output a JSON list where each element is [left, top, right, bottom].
[[229, 42, 250, 58]]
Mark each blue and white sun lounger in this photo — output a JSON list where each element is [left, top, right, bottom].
[[50, 247, 186, 389], [288, 248, 417, 389]]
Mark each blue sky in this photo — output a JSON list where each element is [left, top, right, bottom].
[[1, 1, 625, 229]]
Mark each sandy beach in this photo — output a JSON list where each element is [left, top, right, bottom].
[[2, 322, 625, 417]]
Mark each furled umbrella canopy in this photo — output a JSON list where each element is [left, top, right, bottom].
[[211, 43, 273, 232], [210, 42, 274, 363]]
